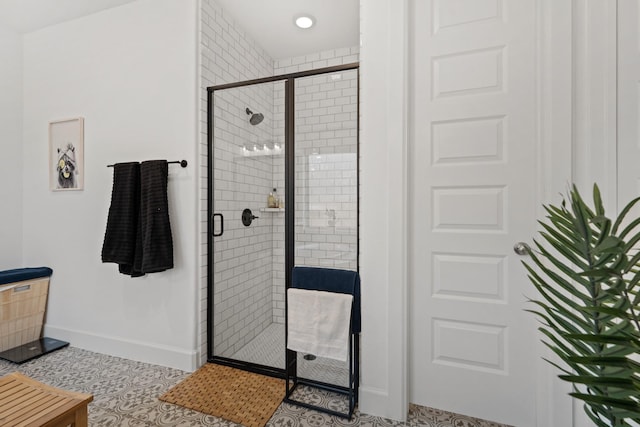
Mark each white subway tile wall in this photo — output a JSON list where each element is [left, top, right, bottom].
[[200, 0, 359, 363], [271, 57, 359, 324], [210, 82, 281, 358], [200, 0, 274, 361]]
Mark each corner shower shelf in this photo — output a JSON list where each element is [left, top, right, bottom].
[[260, 208, 285, 212]]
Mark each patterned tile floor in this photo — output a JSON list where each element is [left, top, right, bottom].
[[0, 346, 511, 427]]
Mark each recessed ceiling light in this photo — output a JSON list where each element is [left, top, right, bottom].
[[295, 15, 315, 29]]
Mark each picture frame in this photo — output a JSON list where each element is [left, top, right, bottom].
[[49, 117, 84, 191]]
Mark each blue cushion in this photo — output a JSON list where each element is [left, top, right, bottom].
[[0, 267, 53, 285], [291, 266, 361, 333]]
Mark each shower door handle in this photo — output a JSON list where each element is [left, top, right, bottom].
[[212, 213, 224, 237]]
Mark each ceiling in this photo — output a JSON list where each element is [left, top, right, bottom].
[[214, 0, 359, 59], [0, 0, 138, 34], [0, 0, 359, 60]]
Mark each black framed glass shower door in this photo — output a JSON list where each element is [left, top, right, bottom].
[[207, 63, 359, 378], [208, 79, 286, 373]]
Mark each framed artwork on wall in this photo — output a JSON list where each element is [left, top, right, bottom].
[[49, 117, 84, 191]]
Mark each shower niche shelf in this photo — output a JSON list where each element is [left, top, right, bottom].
[[260, 208, 285, 212]]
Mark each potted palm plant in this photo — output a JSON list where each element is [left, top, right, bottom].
[[523, 184, 640, 426]]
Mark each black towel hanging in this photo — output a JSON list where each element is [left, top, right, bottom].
[[102, 160, 175, 277]]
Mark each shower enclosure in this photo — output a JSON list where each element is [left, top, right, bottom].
[[207, 64, 359, 384]]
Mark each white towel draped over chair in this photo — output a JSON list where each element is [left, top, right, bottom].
[[286, 288, 353, 362]]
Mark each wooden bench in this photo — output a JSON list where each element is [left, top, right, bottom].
[[0, 372, 93, 427]]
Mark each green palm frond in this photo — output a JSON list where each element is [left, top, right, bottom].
[[523, 184, 640, 425]]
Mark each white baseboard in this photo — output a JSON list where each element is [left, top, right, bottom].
[[43, 324, 200, 372], [359, 386, 406, 422]]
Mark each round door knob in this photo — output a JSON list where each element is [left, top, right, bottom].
[[513, 242, 531, 256]]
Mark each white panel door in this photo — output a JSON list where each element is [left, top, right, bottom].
[[409, 1, 538, 425], [618, 1, 640, 213]]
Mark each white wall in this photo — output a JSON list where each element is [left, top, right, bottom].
[[572, 1, 617, 214], [359, 0, 408, 420], [0, 24, 23, 270], [21, 0, 200, 371]]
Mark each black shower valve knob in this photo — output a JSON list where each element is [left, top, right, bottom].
[[241, 208, 259, 226]]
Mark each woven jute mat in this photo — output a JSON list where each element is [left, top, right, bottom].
[[159, 363, 285, 427]]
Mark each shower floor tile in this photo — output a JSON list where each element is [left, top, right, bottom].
[[231, 322, 350, 387]]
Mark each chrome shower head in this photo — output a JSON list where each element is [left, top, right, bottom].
[[246, 108, 264, 126]]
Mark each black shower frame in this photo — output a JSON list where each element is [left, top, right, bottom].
[[206, 63, 360, 382]]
